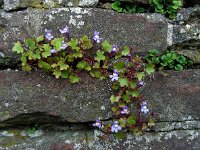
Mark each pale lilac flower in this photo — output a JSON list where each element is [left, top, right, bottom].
[[93, 31, 102, 43], [45, 29, 53, 40], [93, 119, 103, 128], [111, 121, 122, 133], [138, 81, 144, 87], [109, 69, 119, 81], [59, 25, 69, 34], [121, 106, 129, 114], [60, 41, 68, 49], [50, 49, 56, 54], [141, 102, 149, 114], [111, 45, 118, 53]]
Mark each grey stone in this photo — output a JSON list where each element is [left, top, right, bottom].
[[0, 0, 2, 8], [0, 129, 88, 150], [0, 68, 200, 126], [0, 70, 112, 124], [143, 69, 200, 122], [3, 0, 99, 11], [0, 8, 168, 67], [88, 130, 200, 150], [169, 7, 200, 63]]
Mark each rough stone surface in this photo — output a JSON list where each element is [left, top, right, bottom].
[[0, 69, 199, 126], [169, 7, 200, 63], [0, 70, 112, 124], [3, 0, 99, 11], [88, 130, 200, 150], [0, 129, 88, 150], [143, 69, 200, 122], [101, 0, 149, 5], [0, 8, 168, 67], [0, 0, 2, 8], [1, 128, 200, 150]]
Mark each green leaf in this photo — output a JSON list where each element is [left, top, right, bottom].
[[148, 118, 156, 127], [76, 60, 87, 69], [42, 44, 51, 58], [27, 51, 34, 60], [115, 131, 126, 139], [68, 38, 79, 51], [38, 60, 51, 71], [51, 38, 63, 51], [118, 77, 129, 87], [112, 107, 118, 112], [130, 82, 137, 89], [21, 54, 27, 63], [114, 62, 125, 72], [61, 70, 69, 79], [136, 72, 145, 81], [123, 93, 130, 103], [25, 39, 36, 51], [112, 0, 123, 13], [94, 50, 105, 62], [112, 82, 119, 90], [102, 40, 112, 52], [36, 35, 44, 42], [12, 41, 24, 54], [53, 68, 61, 79], [80, 35, 92, 49], [118, 118, 126, 128], [73, 51, 83, 58], [132, 90, 139, 97], [127, 116, 136, 126], [59, 62, 69, 70], [22, 63, 32, 71], [175, 64, 183, 71], [110, 95, 120, 103], [145, 64, 155, 75], [33, 50, 41, 60], [90, 69, 105, 80], [121, 46, 130, 56], [69, 74, 80, 83]]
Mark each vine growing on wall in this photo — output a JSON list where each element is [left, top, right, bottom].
[[12, 26, 156, 138]]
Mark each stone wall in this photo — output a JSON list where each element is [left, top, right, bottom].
[[0, 0, 200, 149]]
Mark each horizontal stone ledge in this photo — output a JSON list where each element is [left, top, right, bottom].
[[0, 69, 199, 126], [0, 7, 168, 66], [3, 0, 99, 11], [0, 129, 200, 150]]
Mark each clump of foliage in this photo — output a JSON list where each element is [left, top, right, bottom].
[[12, 26, 156, 138], [111, 0, 182, 19], [112, 0, 146, 13], [149, 0, 182, 19], [145, 50, 193, 71]]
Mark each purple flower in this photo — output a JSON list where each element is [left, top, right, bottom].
[[93, 31, 102, 43], [109, 69, 119, 81], [141, 102, 149, 114], [50, 49, 56, 54], [59, 25, 69, 34], [138, 81, 144, 87], [60, 41, 68, 49], [111, 121, 122, 133], [45, 29, 53, 41], [121, 106, 129, 114], [111, 45, 118, 53], [93, 119, 103, 128]]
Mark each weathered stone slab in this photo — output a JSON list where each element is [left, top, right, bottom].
[[3, 0, 99, 11], [0, 0, 3, 8], [169, 7, 200, 63], [0, 70, 112, 124], [0, 69, 199, 126], [0, 129, 88, 150], [143, 69, 200, 122], [1, 129, 200, 150], [0, 8, 168, 66], [88, 130, 200, 150]]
